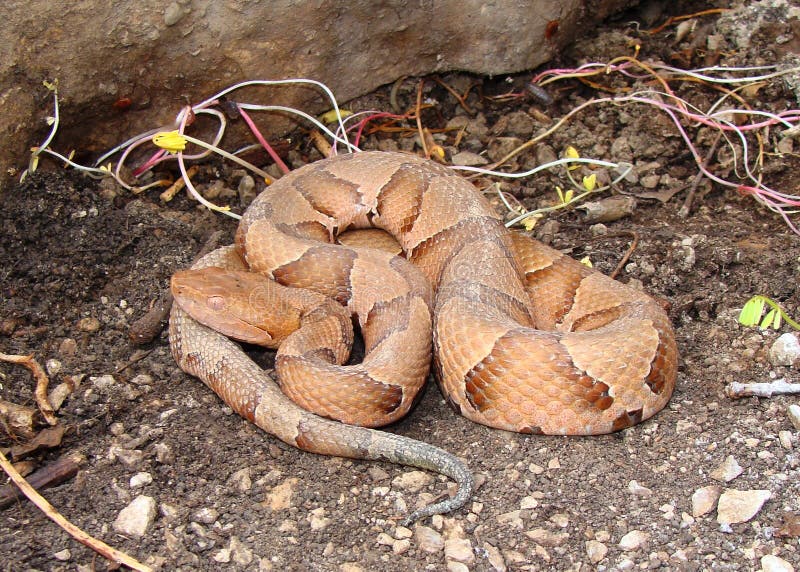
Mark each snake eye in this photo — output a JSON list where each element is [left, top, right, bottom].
[[206, 295, 226, 311]]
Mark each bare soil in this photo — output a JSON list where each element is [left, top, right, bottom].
[[2, 2, 800, 570]]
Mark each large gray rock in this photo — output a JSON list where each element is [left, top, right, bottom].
[[0, 1, 634, 187]]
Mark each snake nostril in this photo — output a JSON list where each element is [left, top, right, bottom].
[[206, 295, 226, 311]]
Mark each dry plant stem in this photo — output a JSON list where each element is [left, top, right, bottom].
[[0, 353, 56, 426], [415, 79, 428, 158], [0, 452, 85, 509], [679, 131, 724, 217], [725, 379, 800, 399], [160, 165, 199, 203], [389, 75, 408, 113], [115, 349, 155, 374], [599, 231, 640, 280], [432, 76, 474, 115], [0, 450, 152, 572], [310, 130, 333, 158], [647, 8, 730, 35]]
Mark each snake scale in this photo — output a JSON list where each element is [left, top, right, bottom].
[[169, 150, 678, 521]]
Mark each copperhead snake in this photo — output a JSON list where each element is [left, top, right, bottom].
[[169, 150, 678, 521]]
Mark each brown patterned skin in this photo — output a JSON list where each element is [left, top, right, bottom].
[[170, 151, 678, 519]]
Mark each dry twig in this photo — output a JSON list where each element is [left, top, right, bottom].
[[725, 379, 800, 399], [0, 449, 152, 571], [0, 353, 56, 426], [0, 452, 84, 509], [415, 79, 428, 158]]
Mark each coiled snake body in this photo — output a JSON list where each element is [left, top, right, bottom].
[[170, 151, 678, 521]]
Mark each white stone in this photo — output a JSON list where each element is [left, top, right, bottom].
[[444, 537, 474, 564], [213, 548, 231, 563], [192, 507, 219, 524], [308, 507, 330, 531], [53, 549, 71, 561], [392, 539, 411, 554], [692, 485, 722, 517], [788, 404, 800, 431], [496, 510, 524, 529], [394, 526, 412, 539], [129, 472, 152, 488], [45, 359, 62, 376], [415, 526, 444, 553], [392, 471, 433, 493], [549, 513, 569, 528], [230, 536, 254, 566], [585, 540, 608, 563], [716, 489, 772, 525], [710, 455, 743, 482], [525, 528, 569, 546], [627, 480, 653, 497], [618, 530, 649, 551], [761, 554, 795, 572], [483, 542, 506, 572], [769, 332, 800, 366], [113, 495, 156, 538], [450, 151, 489, 166]]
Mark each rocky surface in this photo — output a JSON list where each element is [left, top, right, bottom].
[[0, 0, 635, 189]]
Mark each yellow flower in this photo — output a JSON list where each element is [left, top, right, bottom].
[[579, 256, 593, 268], [583, 173, 597, 191], [522, 213, 542, 231], [564, 146, 580, 171], [319, 109, 353, 123], [153, 131, 187, 154]]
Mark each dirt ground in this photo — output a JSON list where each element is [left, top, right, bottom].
[[2, 1, 800, 570]]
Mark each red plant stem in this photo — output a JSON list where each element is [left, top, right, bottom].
[[237, 104, 290, 175]]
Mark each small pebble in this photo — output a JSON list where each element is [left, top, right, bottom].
[[415, 525, 444, 553], [113, 495, 156, 538], [444, 537, 475, 564], [213, 549, 231, 564], [628, 480, 653, 497], [525, 528, 569, 546], [164, 2, 185, 26], [788, 404, 800, 431], [45, 359, 62, 376], [585, 540, 608, 564], [618, 530, 649, 551], [53, 549, 71, 561], [130, 472, 153, 488], [716, 489, 771, 525], [761, 554, 795, 572], [192, 507, 219, 524], [130, 374, 153, 386], [692, 485, 722, 518], [308, 507, 330, 531], [58, 338, 78, 356], [392, 471, 433, 493], [77, 316, 101, 332], [450, 151, 488, 166], [710, 455, 743, 482], [769, 332, 800, 366], [392, 539, 411, 554]]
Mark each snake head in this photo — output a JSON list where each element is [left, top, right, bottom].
[[171, 267, 298, 348]]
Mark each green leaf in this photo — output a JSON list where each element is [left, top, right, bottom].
[[738, 296, 764, 327]]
